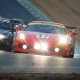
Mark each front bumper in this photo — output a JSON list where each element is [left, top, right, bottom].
[[14, 43, 71, 56]]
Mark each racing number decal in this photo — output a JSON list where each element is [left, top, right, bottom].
[[37, 33, 48, 39]]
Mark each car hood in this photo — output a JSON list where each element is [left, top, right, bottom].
[[19, 31, 63, 45]]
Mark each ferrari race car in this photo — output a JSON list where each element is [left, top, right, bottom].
[[13, 21, 77, 58]]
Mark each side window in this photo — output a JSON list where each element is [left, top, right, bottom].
[[4, 22, 11, 30]]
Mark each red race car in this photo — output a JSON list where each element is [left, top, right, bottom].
[[13, 21, 77, 58]]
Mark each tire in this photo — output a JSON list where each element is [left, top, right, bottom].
[[63, 48, 74, 58], [8, 45, 13, 52], [69, 48, 74, 58], [4, 45, 12, 52], [5, 34, 14, 52], [13, 51, 28, 54]]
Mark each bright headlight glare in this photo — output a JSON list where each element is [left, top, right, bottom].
[[41, 43, 48, 50], [34, 43, 40, 50], [19, 33, 25, 39], [59, 36, 67, 44], [0, 34, 5, 39], [55, 48, 59, 52], [23, 45, 27, 49], [34, 42, 48, 50], [59, 35, 71, 44]]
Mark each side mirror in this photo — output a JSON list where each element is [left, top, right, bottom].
[[68, 31, 77, 36], [15, 25, 23, 30]]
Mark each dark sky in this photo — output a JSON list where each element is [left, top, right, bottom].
[[0, 0, 37, 22]]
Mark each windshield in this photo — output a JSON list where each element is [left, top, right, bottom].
[[0, 21, 12, 30], [24, 24, 67, 34]]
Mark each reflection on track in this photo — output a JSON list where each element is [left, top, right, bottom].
[[74, 54, 80, 59], [0, 51, 80, 73], [74, 40, 80, 59], [0, 40, 80, 73]]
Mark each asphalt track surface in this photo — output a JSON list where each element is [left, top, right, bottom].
[[0, 0, 80, 74], [0, 51, 80, 73]]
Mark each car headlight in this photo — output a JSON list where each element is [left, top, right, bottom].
[[34, 43, 40, 50], [19, 33, 25, 39], [59, 36, 67, 44], [59, 35, 71, 44], [34, 42, 48, 50], [55, 48, 60, 52], [0, 34, 5, 39], [41, 42, 48, 50]]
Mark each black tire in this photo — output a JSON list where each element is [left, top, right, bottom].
[[63, 48, 74, 58], [5, 34, 14, 52], [69, 48, 74, 58], [7, 45, 13, 52], [4, 46, 12, 52]]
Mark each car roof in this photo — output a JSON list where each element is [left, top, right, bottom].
[[28, 21, 65, 28]]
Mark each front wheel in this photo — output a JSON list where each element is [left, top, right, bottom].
[[63, 48, 74, 58], [5, 35, 14, 52]]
